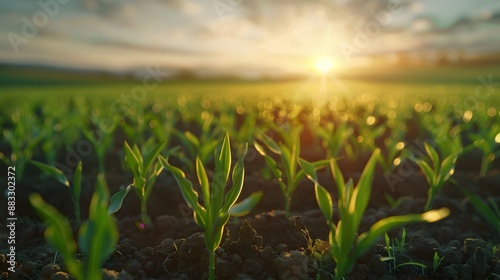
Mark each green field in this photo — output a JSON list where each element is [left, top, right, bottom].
[[1, 66, 500, 279]]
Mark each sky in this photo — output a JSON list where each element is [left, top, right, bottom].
[[0, 0, 499, 76]]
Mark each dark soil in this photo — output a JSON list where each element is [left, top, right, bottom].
[[2, 151, 500, 280]]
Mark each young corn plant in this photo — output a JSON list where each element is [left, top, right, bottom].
[[172, 126, 221, 172], [433, 251, 444, 273], [299, 149, 450, 279], [159, 133, 262, 280], [29, 173, 118, 280], [0, 109, 45, 179], [254, 129, 329, 216], [31, 160, 83, 224], [410, 142, 458, 211], [469, 122, 500, 176], [348, 116, 386, 161], [378, 128, 406, 174], [316, 121, 354, 161], [82, 114, 117, 173], [108, 140, 167, 225]]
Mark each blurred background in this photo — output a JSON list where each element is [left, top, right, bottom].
[[1, 0, 500, 81]]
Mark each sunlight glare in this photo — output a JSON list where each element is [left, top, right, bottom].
[[314, 57, 334, 73]]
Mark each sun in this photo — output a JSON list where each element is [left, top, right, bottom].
[[314, 56, 334, 73]]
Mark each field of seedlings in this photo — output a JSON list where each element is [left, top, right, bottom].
[[1, 78, 500, 280]]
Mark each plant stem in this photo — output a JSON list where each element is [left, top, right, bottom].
[[209, 250, 215, 280], [75, 204, 81, 225], [479, 155, 490, 177], [140, 198, 150, 225], [284, 198, 291, 217]]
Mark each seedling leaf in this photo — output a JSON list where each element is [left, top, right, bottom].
[[257, 130, 281, 154], [229, 191, 263, 217], [31, 160, 70, 187], [315, 184, 333, 223], [108, 184, 132, 214]]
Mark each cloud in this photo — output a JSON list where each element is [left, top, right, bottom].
[[0, 0, 499, 72]]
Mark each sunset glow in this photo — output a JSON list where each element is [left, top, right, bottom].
[[314, 57, 334, 74]]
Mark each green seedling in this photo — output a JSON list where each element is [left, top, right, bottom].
[[31, 160, 83, 224], [299, 149, 450, 279], [433, 251, 444, 273], [159, 133, 262, 280], [424, 116, 464, 158], [172, 122, 221, 172], [379, 137, 406, 174], [460, 186, 500, 233], [30, 173, 118, 280], [82, 115, 117, 173], [316, 121, 354, 161], [348, 117, 386, 161], [0, 109, 45, 179], [39, 100, 83, 164], [384, 194, 403, 209], [469, 122, 500, 176], [411, 142, 458, 211], [120, 102, 148, 145], [381, 229, 413, 274], [254, 129, 329, 216], [108, 140, 167, 225]]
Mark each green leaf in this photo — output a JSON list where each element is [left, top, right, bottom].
[[143, 140, 166, 173], [223, 144, 248, 213], [289, 134, 299, 179], [350, 149, 380, 230], [330, 158, 345, 200], [414, 159, 434, 187], [159, 156, 205, 216], [219, 132, 232, 183], [257, 130, 281, 154], [440, 154, 457, 182], [209, 214, 230, 251], [79, 174, 118, 278], [263, 154, 282, 180], [253, 142, 267, 157], [212, 133, 231, 211], [315, 184, 333, 223], [132, 144, 143, 170], [229, 191, 263, 217], [462, 187, 500, 230], [281, 146, 293, 185], [29, 194, 80, 277], [424, 142, 440, 174], [73, 161, 82, 205], [31, 160, 69, 187], [184, 131, 200, 148], [145, 163, 164, 201], [124, 141, 140, 178], [108, 184, 132, 214], [196, 156, 210, 204], [298, 158, 319, 184], [134, 176, 146, 193], [356, 208, 450, 259]]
